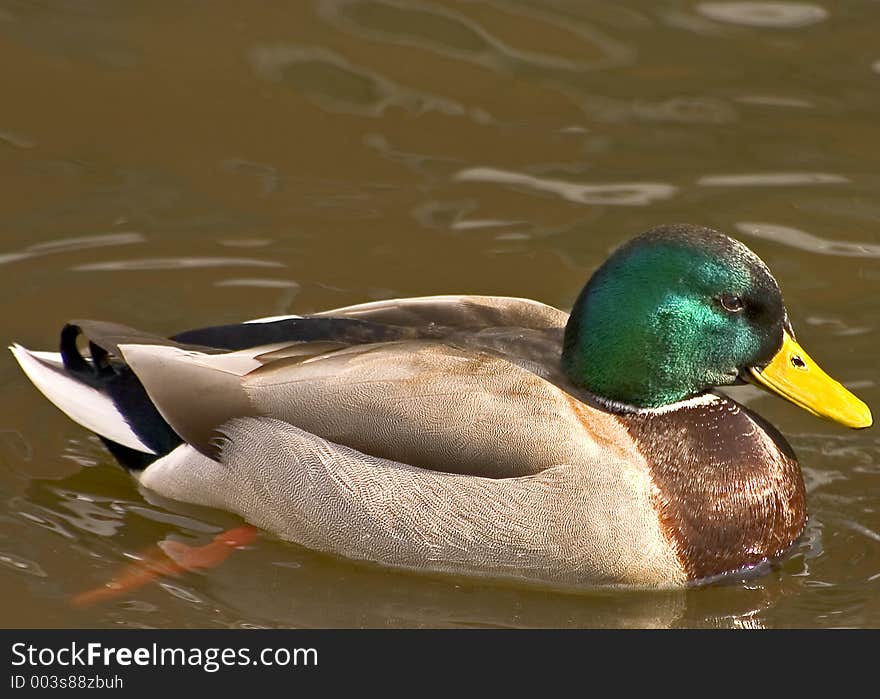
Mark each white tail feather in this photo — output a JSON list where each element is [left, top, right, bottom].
[[9, 343, 156, 454]]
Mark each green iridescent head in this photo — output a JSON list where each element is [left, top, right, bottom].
[[562, 224, 787, 408]]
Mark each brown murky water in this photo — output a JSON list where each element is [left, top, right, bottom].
[[1, 1, 879, 628]]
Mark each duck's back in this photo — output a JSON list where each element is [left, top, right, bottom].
[[119, 310, 630, 480]]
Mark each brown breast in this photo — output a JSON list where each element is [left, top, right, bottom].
[[621, 395, 806, 582]]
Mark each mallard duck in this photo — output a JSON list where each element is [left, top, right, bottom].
[[10, 224, 871, 588]]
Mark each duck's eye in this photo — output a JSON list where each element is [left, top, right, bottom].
[[719, 293, 744, 313]]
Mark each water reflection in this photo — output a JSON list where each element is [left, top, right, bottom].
[[221, 159, 280, 198], [248, 44, 485, 121], [214, 278, 300, 289], [217, 239, 274, 249], [50, 488, 126, 537], [0, 552, 46, 578], [72, 257, 285, 271], [158, 582, 205, 605], [195, 547, 690, 628], [455, 167, 678, 206], [451, 219, 523, 232], [735, 95, 814, 108], [411, 199, 478, 231], [0, 430, 33, 464], [319, 0, 633, 72], [0, 129, 35, 149], [697, 173, 847, 186], [630, 97, 737, 124], [736, 222, 880, 257], [557, 90, 738, 125], [839, 520, 880, 544], [16, 506, 77, 540], [0, 233, 144, 267], [0, 0, 141, 69], [696, 2, 829, 28], [804, 316, 870, 338]]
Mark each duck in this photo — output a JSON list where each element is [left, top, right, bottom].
[[10, 223, 872, 589]]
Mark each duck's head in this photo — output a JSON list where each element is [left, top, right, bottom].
[[562, 224, 872, 428]]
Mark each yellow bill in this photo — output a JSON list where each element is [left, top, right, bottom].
[[748, 330, 872, 429]]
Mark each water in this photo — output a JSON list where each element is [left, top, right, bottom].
[[1, 0, 878, 628]]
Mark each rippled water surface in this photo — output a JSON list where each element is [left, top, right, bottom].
[[1, 1, 879, 628]]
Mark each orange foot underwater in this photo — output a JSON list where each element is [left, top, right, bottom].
[[72, 525, 259, 608]]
